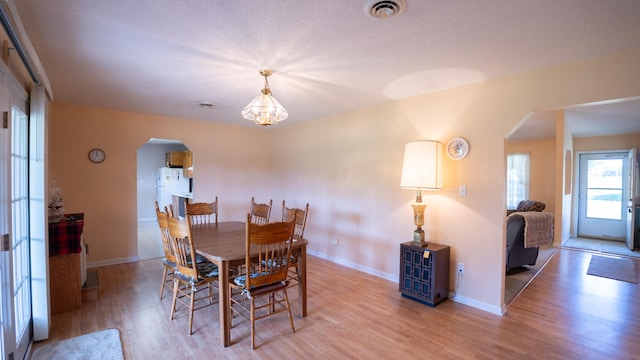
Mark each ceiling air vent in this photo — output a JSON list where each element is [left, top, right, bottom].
[[365, 0, 407, 19]]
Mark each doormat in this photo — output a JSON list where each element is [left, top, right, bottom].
[[587, 255, 638, 284], [31, 328, 124, 360]]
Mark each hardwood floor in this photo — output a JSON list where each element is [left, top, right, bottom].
[[32, 248, 640, 359], [137, 220, 163, 261]]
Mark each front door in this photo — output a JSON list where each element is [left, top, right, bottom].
[[578, 152, 629, 241], [626, 149, 638, 250]]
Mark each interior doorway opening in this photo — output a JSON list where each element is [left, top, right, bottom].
[[136, 138, 191, 261], [503, 97, 640, 306]]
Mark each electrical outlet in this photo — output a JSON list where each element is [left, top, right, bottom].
[[330, 235, 338, 246], [457, 262, 464, 274]]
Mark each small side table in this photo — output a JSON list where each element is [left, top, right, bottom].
[[399, 242, 450, 306], [49, 213, 85, 313]]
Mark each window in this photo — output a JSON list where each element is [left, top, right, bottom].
[[506, 153, 530, 209]]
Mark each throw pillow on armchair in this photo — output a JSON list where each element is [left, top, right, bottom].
[[516, 200, 546, 212]]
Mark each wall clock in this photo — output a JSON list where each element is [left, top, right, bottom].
[[88, 148, 106, 163], [446, 137, 470, 160]]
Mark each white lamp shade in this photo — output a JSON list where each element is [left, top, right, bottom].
[[400, 140, 442, 190]]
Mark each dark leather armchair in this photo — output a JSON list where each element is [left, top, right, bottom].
[[506, 200, 547, 273]]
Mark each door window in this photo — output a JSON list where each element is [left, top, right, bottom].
[[585, 158, 623, 220]]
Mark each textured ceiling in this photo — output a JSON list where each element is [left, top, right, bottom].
[[12, 0, 640, 133]]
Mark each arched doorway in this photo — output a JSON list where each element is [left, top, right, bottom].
[[136, 138, 192, 260]]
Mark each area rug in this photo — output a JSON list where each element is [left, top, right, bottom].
[[587, 255, 638, 284], [31, 328, 124, 360]]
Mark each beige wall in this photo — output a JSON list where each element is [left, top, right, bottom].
[[48, 49, 640, 313], [505, 138, 556, 212]]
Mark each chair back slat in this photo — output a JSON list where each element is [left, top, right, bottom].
[[244, 213, 295, 289]]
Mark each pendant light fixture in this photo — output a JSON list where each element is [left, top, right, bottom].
[[241, 69, 288, 126]]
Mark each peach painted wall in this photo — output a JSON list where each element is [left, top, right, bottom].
[[48, 49, 640, 313], [48, 104, 273, 265], [574, 133, 640, 152]]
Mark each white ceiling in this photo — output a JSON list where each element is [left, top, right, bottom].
[[12, 0, 640, 134]]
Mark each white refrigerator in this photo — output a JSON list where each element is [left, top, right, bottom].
[[155, 167, 189, 211]]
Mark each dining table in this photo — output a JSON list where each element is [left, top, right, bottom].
[[190, 221, 308, 347]]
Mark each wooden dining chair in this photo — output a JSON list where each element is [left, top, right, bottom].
[[249, 196, 272, 225], [281, 201, 309, 287], [229, 213, 296, 349], [167, 215, 220, 335], [155, 202, 176, 300], [185, 197, 218, 224]]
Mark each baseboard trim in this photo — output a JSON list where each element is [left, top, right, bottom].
[[87, 256, 139, 268], [451, 294, 504, 316], [308, 249, 398, 282]]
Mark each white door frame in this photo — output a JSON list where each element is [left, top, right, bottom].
[[575, 151, 630, 241]]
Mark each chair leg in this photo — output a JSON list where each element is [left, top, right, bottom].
[[251, 297, 256, 349], [160, 267, 172, 300], [160, 268, 167, 300], [287, 264, 299, 287], [283, 289, 296, 333], [188, 286, 196, 335], [170, 278, 179, 320], [270, 293, 275, 313], [228, 283, 234, 325]]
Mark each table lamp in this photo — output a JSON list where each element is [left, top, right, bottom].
[[400, 140, 442, 246]]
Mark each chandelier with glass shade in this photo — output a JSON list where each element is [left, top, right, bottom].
[[241, 69, 288, 126]]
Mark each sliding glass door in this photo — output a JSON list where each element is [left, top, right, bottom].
[[0, 83, 32, 360], [10, 106, 31, 360], [0, 102, 9, 360]]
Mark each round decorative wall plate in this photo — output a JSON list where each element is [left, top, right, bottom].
[[446, 137, 470, 160], [88, 148, 106, 163]]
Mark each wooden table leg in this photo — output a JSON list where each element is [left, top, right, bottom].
[[299, 244, 307, 317], [218, 260, 231, 347]]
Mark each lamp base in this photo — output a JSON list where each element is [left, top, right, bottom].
[[413, 228, 427, 246]]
